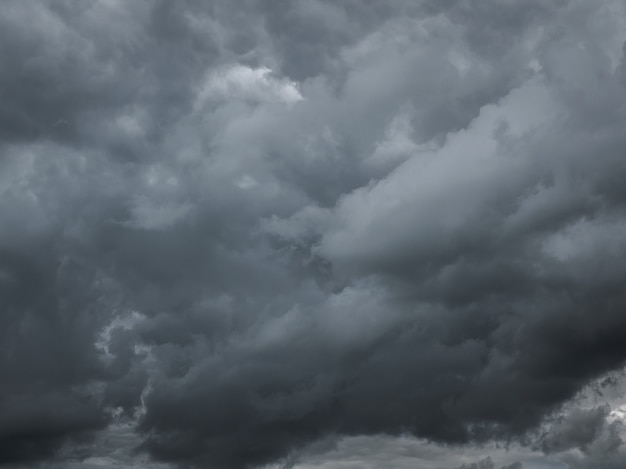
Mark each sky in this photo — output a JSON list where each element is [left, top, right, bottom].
[[2, 1, 626, 468]]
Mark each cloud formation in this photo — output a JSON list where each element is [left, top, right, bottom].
[[2, 0, 626, 468]]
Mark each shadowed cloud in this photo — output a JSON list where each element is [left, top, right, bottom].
[[2, 1, 626, 468]]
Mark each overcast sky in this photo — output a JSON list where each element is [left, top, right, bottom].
[[2, 1, 626, 468]]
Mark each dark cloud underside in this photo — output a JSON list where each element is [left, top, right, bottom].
[[1, 1, 626, 468]]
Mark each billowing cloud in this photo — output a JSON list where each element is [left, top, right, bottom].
[[2, 1, 626, 468]]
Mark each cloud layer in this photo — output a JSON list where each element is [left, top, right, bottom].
[[2, 1, 626, 468]]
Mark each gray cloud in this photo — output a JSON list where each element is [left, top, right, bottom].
[[453, 457, 496, 469], [2, 0, 626, 468], [533, 403, 626, 469]]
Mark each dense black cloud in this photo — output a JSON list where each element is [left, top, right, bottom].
[[2, 0, 626, 468]]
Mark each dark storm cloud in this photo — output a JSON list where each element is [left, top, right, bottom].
[[0, 243, 109, 463], [2, 0, 626, 468]]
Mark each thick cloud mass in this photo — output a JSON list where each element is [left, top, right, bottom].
[[2, 1, 626, 468]]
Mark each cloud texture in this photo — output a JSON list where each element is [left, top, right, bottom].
[[2, 1, 626, 468]]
